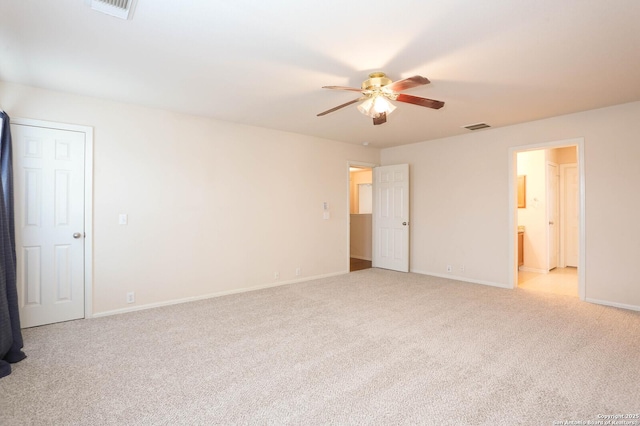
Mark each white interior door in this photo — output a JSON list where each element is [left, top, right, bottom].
[[562, 164, 579, 267], [547, 162, 559, 270], [372, 164, 409, 272], [12, 123, 86, 328]]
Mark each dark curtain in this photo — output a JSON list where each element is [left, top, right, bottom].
[[0, 111, 26, 378]]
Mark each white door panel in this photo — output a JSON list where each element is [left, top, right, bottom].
[[563, 164, 579, 267], [12, 124, 85, 328], [373, 164, 409, 272]]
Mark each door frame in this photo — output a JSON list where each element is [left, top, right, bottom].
[[546, 161, 559, 271], [13, 117, 94, 319], [508, 138, 585, 300], [346, 160, 377, 272]]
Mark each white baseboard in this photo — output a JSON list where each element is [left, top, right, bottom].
[[585, 298, 640, 312], [410, 269, 511, 289], [91, 271, 349, 318], [350, 255, 372, 261], [518, 266, 548, 274]]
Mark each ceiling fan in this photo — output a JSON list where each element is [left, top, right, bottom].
[[317, 72, 444, 125]]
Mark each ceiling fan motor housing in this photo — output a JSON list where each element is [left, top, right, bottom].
[[362, 72, 392, 90]]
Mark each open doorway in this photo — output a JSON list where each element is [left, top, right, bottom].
[[513, 143, 582, 297], [349, 165, 373, 271]]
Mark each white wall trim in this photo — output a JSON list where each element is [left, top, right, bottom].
[[577, 142, 586, 301], [411, 269, 510, 289], [508, 138, 585, 301], [12, 117, 94, 319], [92, 271, 349, 318], [585, 298, 640, 313]]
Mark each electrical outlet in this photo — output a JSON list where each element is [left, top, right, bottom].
[[119, 213, 128, 225], [460, 265, 465, 272], [126, 292, 135, 304], [295, 267, 301, 276], [274, 271, 280, 280], [446, 265, 452, 273]]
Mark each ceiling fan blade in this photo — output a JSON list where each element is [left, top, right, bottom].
[[385, 75, 430, 92], [322, 86, 363, 93], [395, 93, 444, 109], [317, 98, 362, 116], [373, 112, 387, 125]]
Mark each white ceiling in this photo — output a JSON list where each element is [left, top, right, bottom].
[[2, 0, 640, 148]]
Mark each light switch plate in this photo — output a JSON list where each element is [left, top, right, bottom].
[[119, 213, 128, 225]]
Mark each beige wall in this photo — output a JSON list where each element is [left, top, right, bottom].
[[4, 79, 637, 312], [381, 101, 640, 310], [0, 81, 380, 315]]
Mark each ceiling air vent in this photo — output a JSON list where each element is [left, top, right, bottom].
[[463, 123, 491, 131], [89, 0, 137, 20]]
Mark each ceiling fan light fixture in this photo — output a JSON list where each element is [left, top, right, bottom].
[[357, 97, 374, 117], [374, 96, 395, 115], [357, 95, 396, 118]]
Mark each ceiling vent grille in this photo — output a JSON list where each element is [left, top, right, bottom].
[[463, 123, 491, 131], [89, 0, 137, 20]]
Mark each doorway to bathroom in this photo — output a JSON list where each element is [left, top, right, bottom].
[[512, 140, 584, 298]]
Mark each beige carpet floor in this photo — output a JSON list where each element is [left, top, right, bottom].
[[1, 269, 639, 425]]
